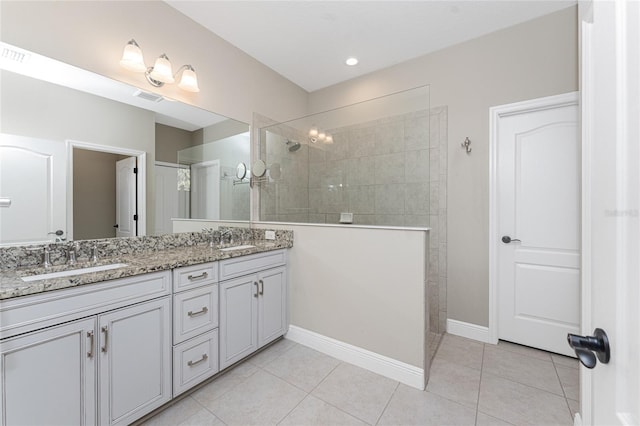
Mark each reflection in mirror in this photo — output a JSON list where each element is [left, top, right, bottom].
[[0, 42, 250, 246], [258, 86, 430, 227], [236, 162, 247, 180], [251, 159, 267, 177], [176, 124, 250, 224]]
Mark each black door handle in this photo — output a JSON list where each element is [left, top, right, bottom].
[[502, 236, 521, 244], [113, 224, 119, 228], [567, 328, 610, 369]]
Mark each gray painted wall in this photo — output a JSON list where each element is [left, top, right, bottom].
[[307, 7, 579, 327]]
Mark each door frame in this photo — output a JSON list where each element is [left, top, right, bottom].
[[66, 140, 146, 241], [488, 91, 580, 345]]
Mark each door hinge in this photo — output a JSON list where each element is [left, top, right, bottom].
[[133, 214, 138, 221], [133, 167, 138, 174]]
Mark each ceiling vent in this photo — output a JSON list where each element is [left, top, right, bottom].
[[1, 47, 30, 64], [133, 89, 164, 103]]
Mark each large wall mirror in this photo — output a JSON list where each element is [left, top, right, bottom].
[[0, 42, 250, 246]]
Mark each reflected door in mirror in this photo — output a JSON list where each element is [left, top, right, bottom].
[[0, 134, 66, 245], [190, 160, 220, 220], [115, 157, 137, 237], [154, 164, 190, 235]]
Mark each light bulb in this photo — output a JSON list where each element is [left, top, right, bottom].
[[120, 39, 146, 73], [309, 127, 318, 138], [318, 131, 326, 141], [178, 66, 200, 92], [324, 134, 333, 144], [149, 54, 175, 83]]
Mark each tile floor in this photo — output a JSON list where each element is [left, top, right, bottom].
[[138, 334, 579, 426]]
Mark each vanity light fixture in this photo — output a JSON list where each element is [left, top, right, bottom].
[[119, 39, 200, 92]]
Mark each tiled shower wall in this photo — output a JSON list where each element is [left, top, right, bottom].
[[258, 107, 448, 333]]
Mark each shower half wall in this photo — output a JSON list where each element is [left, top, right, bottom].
[[256, 87, 448, 334]]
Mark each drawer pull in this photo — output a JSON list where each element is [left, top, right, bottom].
[[187, 272, 208, 281], [254, 281, 259, 298], [187, 306, 209, 317], [187, 353, 208, 367], [259, 279, 264, 295]]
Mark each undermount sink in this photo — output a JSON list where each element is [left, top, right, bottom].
[[219, 244, 255, 252], [21, 263, 128, 282]]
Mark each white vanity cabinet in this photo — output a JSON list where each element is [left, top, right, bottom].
[[0, 271, 172, 426], [171, 262, 220, 397], [219, 250, 287, 369]]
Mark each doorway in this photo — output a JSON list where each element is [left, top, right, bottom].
[[66, 140, 146, 241]]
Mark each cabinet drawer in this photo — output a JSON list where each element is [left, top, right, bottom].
[[173, 329, 219, 397], [173, 262, 218, 292], [173, 285, 218, 344], [0, 271, 171, 339], [219, 250, 286, 281]]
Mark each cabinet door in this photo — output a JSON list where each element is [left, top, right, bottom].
[[219, 275, 258, 369], [98, 297, 171, 426], [258, 266, 288, 348], [0, 317, 96, 426]]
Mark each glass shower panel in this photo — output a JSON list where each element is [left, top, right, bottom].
[[259, 85, 430, 227]]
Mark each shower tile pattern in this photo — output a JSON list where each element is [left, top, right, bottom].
[[258, 107, 448, 333]]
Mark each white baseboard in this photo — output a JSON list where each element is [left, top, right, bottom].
[[446, 319, 490, 343], [285, 325, 425, 390]]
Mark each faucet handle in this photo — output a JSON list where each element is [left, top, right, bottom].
[[42, 245, 51, 268], [66, 242, 78, 265], [90, 245, 98, 263]]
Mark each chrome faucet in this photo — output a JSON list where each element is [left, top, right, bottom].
[[203, 228, 216, 248], [220, 229, 233, 244]]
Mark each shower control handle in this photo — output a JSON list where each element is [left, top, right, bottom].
[[501, 236, 521, 244]]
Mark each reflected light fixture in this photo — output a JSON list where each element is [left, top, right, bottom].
[[308, 126, 319, 143], [324, 134, 334, 144], [119, 39, 200, 92]]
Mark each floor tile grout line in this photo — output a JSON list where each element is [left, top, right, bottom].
[[373, 381, 400, 426], [481, 346, 568, 397], [476, 409, 518, 426], [551, 355, 578, 421], [480, 369, 568, 399], [474, 342, 486, 426], [491, 340, 555, 363]]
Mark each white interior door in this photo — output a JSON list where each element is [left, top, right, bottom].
[[190, 160, 220, 220], [115, 156, 136, 238], [0, 134, 66, 245], [579, 0, 639, 424], [492, 93, 579, 357], [154, 163, 189, 235]]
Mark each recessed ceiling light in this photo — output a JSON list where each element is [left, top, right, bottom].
[[345, 57, 359, 66]]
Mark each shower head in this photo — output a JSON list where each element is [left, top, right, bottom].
[[286, 140, 301, 152]]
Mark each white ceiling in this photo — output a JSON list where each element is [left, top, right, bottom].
[[167, 1, 576, 92]]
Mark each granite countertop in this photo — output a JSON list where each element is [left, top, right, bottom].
[[0, 240, 292, 301]]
